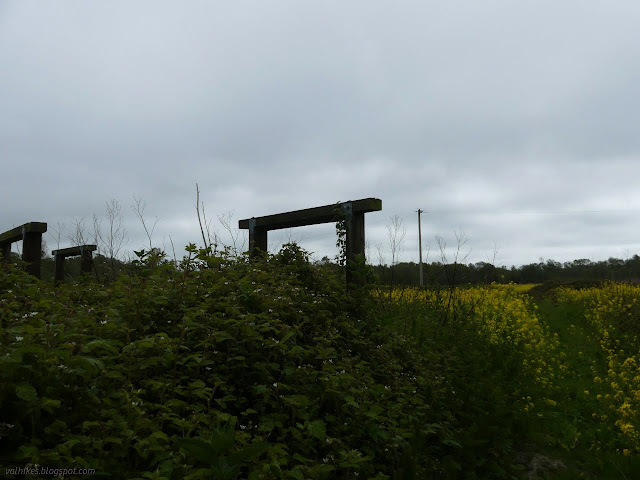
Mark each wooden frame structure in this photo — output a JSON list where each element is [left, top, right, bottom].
[[52, 245, 97, 283], [239, 198, 382, 284], [0, 222, 47, 278]]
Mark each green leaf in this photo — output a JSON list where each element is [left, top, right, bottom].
[[82, 339, 119, 354], [287, 468, 305, 480], [41, 397, 61, 413], [307, 419, 326, 441], [177, 438, 217, 464], [280, 329, 296, 344], [283, 395, 310, 409], [365, 405, 384, 418], [209, 427, 236, 456], [189, 380, 206, 389], [229, 443, 267, 465], [292, 453, 309, 464], [442, 438, 462, 448], [15, 383, 37, 402]]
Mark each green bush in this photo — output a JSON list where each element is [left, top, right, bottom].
[[0, 246, 478, 479]]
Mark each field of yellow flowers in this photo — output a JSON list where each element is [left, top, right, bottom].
[[384, 282, 640, 477], [384, 284, 563, 413], [556, 283, 640, 456]]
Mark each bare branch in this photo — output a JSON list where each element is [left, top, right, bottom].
[[195, 183, 209, 250], [48, 221, 66, 251], [131, 195, 158, 251], [375, 243, 385, 267], [169, 234, 177, 266], [218, 210, 242, 257], [68, 217, 87, 247]]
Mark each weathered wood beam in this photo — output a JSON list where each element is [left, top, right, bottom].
[[52, 245, 97, 283], [0, 222, 47, 244], [0, 222, 47, 278], [239, 198, 382, 232], [239, 197, 381, 291], [52, 245, 97, 258]]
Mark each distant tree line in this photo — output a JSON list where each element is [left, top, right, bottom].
[[6, 248, 640, 286], [367, 256, 640, 286]]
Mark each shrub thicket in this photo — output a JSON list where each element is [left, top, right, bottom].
[[1, 244, 501, 479]]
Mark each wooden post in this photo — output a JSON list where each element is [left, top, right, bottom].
[[51, 245, 97, 284], [239, 198, 382, 284], [81, 247, 93, 274], [0, 222, 47, 278], [0, 243, 10, 264], [54, 254, 65, 284], [22, 230, 43, 278], [248, 219, 268, 257], [346, 211, 366, 286]]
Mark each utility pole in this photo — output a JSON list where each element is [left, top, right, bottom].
[[417, 209, 424, 287]]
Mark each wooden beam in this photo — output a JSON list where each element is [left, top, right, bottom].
[[239, 198, 381, 232], [52, 245, 97, 283], [52, 245, 97, 258], [0, 222, 47, 244], [0, 222, 47, 278], [239, 198, 381, 290]]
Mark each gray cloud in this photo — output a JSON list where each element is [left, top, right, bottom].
[[2, 1, 640, 269]]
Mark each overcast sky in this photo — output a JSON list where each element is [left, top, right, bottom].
[[2, 1, 640, 268]]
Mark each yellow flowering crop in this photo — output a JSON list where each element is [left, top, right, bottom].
[[383, 284, 561, 411], [556, 282, 640, 452]]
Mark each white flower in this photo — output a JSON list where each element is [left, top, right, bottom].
[[15, 336, 23, 342], [100, 320, 107, 325], [239, 425, 246, 430], [205, 367, 212, 371], [272, 382, 277, 388]]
